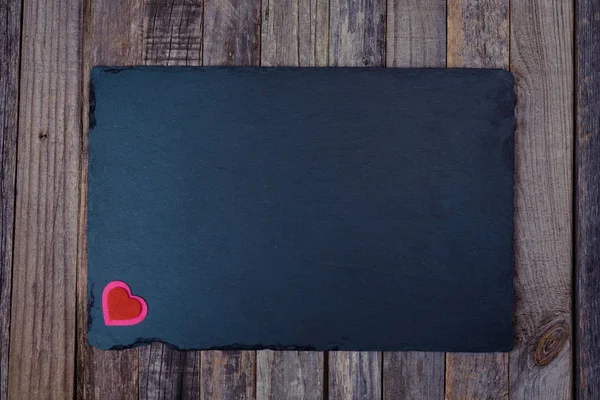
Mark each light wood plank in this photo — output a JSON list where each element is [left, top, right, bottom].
[[576, 0, 600, 398], [327, 1, 385, 397], [76, 0, 142, 398], [201, 1, 260, 398], [329, 0, 386, 66], [383, 1, 445, 398], [386, 0, 445, 67], [445, 1, 511, 399], [510, 0, 573, 398], [138, 1, 203, 397], [0, 0, 21, 398], [383, 352, 444, 400], [257, 1, 326, 398], [8, 0, 81, 396]]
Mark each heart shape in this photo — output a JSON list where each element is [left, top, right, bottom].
[[102, 281, 148, 326]]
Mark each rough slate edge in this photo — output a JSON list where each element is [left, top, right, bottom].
[[0, 0, 21, 397], [576, 0, 600, 397], [445, 0, 511, 398]]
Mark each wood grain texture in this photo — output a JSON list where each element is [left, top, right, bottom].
[[445, 353, 508, 399], [383, 1, 445, 398], [576, 0, 600, 398], [143, 0, 203, 65], [445, 1, 510, 398], [203, 0, 261, 66], [329, 352, 381, 400], [511, 0, 573, 398], [139, 343, 200, 400], [327, 2, 384, 397], [138, 1, 202, 397], [329, 0, 386, 66], [447, 0, 509, 68], [8, 0, 81, 397], [201, 351, 255, 400], [258, 2, 326, 398], [261, 0, 329, 66], [386, 0, 446, 67], [77, 0, 142, 398], [200, 1, 260, 398], [383, 352, 444, 400], [0, 0, 21, 398], [257, 351, 324, 400]]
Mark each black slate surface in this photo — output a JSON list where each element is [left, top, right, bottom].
[[87, 67, 514, 351]]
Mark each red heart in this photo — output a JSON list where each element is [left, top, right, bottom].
[[102, 281, 148, 326]]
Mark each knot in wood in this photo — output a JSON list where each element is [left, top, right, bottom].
[[534, 321, 568, 366]]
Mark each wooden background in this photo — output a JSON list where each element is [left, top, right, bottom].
[[0, 0, 595, 398]]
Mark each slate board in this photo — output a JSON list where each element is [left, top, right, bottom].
[[87, 67, 514, 351]]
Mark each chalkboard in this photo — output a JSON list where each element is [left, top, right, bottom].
[[87, 67, 514, 351]]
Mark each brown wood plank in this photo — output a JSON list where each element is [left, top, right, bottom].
[[327, 1, 384, 397], [510, 0, 573, 398], [386, 0, 445, 67], [383, 352, 444, 400], [138, 1, 202, 397], [445, 1, 510, 399], [329, 352, 381, 399], [0, 0, 21, 398], [76, 0, 142, 398], [329, 0, 386, 67], [383, 1, 445, 398], [200, 1, 260, 398], [576, 0, 600, 398], [8, 0, 81, 396], [257, 1, 326, 398], [257, 351, 324, 400]]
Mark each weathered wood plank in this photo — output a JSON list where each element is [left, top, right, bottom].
[[329, 352, 381, 399], [446, 354, 508, 399], [261, 0, 329, 66], [257, 1, 326, 398], [383, 352, 444, 400], [386, 0, 445, 67], [510, 0, 573, 398], [445, 1, 510, 398], [201, 351, 255, 400], [257, 351, 324, 400], [0, 0, 21, 398], [138, 1, 203, 397], [383, 1, 445, 398], [576, 0, 600, 398], [201, 2, 260, 398], [76, 0, 142, 398], [203, 0, 261, 66], [8, 0, 81, 396], [139, 343, 200, 400], [329, 0, 386, 66], [327, 1, 384, 397]]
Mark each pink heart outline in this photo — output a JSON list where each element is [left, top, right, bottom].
[[102, 280, 148, 326]]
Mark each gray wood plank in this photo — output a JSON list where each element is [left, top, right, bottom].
[[258, 2, 326, 398], [576, 0, 600, 398], [138, 1, 203, 398], [77, 0, 142, 398], [257, 351, 324, 400], [8, 0, 81, 397], [510, 0, 573, 398], [0, 0, 21, 398], [327, 2, 384, 397], [386, 0, 445, 67], [445, 1, 510, 399], [201, 1, 260, 398], [329, 0, 386, 66], [383, 352, 444, 400], [383, 1, 445, 398]]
